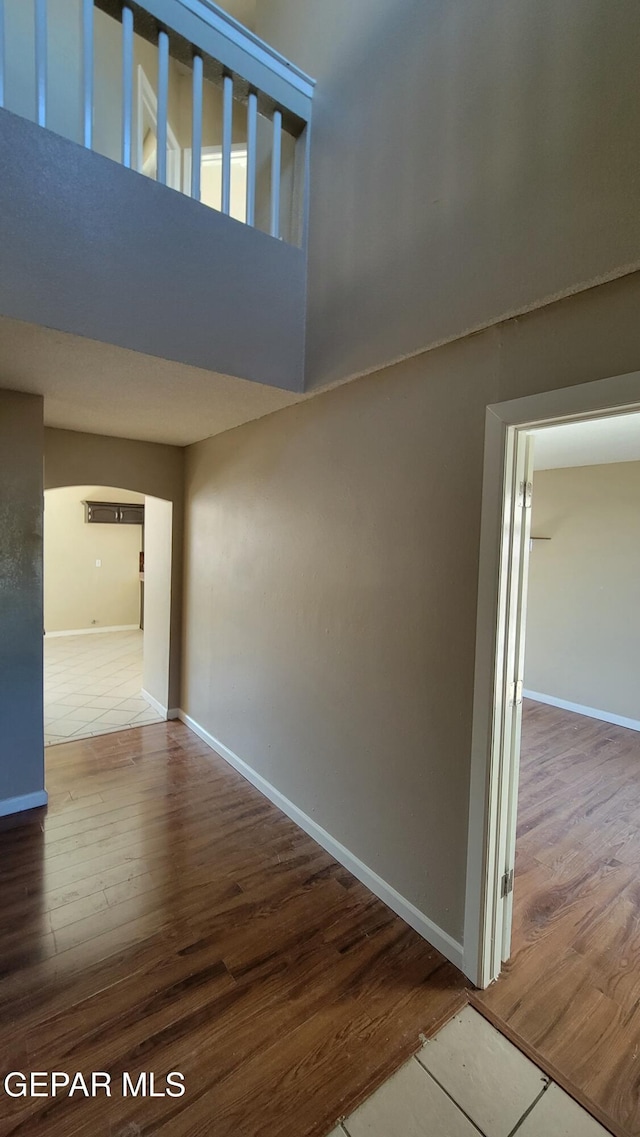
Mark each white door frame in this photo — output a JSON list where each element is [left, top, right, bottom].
[[136, 66, 182, 190], [463, 369, 640, 990], [182, 144, 248, 213]]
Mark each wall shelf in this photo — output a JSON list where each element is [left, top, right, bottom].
[[84, 500, 144, 525]]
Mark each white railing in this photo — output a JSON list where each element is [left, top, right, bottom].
[[0, 0, 313, 246]]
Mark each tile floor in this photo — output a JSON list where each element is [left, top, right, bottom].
[[326, 1006, 611, 1137], [44, 629, 163, 745]]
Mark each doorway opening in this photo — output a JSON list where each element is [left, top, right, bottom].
[[43, 485, 173, 747], [464, 371, 640, 1134], [182, 144, 248, 220]]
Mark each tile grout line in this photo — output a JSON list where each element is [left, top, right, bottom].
[[338, 1055, 551, 1137], [505, 1080, 552, 1137], [408, 1057, 492, 1137], [44, 629, 162, 746]]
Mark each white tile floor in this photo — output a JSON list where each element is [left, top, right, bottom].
[[44, 629, 163, 746], [326, 1007, 611, 1137]]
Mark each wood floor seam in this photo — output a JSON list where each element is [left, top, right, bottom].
[[0, 721, 468, 1137]]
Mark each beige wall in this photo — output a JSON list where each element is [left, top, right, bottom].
[[256, 0, 640, 391], [182, 270, 640, 944], [0, 390, 44, 806], [44, 485, 143, 633], [525, 462, 640, 721], [143, 495, 173, 711], [44, 428, 184, 710]]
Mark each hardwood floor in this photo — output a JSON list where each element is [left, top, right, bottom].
[[477, 699, 640, 1137], [0, 722, 467, 1137]]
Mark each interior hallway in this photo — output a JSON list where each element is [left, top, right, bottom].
[[44, 630, 162, 745], [0, 721, 466, 1137], [476, 700, 640, 1137]]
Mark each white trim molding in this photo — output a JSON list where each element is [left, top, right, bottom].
[[178, 711, 464, 972], [0, 790, 48, 818], [45, 625, 140, 637], [137, 65, 182, 190], [524, 690, 640, 733], [141, 689, 180, 721], [134, 0, 313, 124], [173, 0, 315, 97], [141, 689, 167, 719], [465, 368, 640, 989]]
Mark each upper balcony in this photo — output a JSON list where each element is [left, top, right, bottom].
[[0, 0, 314, 392]]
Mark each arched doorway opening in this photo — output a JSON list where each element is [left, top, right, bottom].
[[43, 484, 173, 747]]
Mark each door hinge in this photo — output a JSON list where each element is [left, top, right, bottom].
[[518, 480, 533, 509], [510, 678, 524, 706], [501, 869, 514, 898]]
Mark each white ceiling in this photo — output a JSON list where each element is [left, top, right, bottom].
[[0, 316, 302, 446], [532, 410, 640, 470]]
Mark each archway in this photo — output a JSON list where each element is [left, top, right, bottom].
[[43, 484, 173, 747]]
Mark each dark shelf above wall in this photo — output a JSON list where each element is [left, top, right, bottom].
[[84, 501, 144, 525]]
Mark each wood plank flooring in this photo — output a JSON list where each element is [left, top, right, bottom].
[[0, 722, 467, 1137], [477, 700, 640, 1137]]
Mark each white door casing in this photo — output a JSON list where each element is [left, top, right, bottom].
[[182, 144, 248, 219], [464, 370, 640, 989], [136, 66, 182, 191], [498, 431, 535, 963]]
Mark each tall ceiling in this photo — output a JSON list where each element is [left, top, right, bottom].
[[0, 0, 304, 448]]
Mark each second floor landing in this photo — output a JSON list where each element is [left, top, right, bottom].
[[0, 0, 314, 401]]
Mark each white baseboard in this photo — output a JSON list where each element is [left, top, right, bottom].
[[524, 690, 640, 733], [178, 710, 464, 973], [141, 688, 168, 719], [0, 790, 48, 818], [45, 624, 140, 638], [140, 689, 180, 721]]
